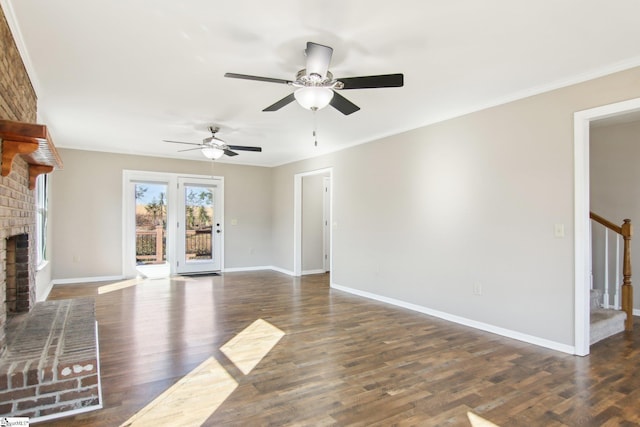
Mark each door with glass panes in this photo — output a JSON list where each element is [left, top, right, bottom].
[[175, 177, 222, 273]]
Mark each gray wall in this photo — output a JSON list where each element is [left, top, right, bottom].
[[50, 148, 272, 279], [270, 66, 640, 347], [591, 119, 640, 310], [48, 66, 640, 348]]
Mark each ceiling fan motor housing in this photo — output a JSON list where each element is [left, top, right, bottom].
[[293, 70, 343, 90]]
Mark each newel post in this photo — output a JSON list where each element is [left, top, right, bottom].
[[621, 219, 633, 331]]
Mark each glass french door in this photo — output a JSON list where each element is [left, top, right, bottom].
[[134, 182, 168, 266], [176, 177, 222, 274], [123, 171, 223, 278]]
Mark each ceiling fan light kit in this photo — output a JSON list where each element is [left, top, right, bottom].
[[201, 146, 225, 160], [294, 86, 334, 111]]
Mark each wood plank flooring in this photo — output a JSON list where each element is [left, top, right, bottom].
[[40, 271, 640, 426]]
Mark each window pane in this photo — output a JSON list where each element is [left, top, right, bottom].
[[184, 186, 213, 261], [135, 183, 167, 265], [35, 174, 48, 264]]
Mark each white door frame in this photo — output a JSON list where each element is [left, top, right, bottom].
[[573, 96, 640, 356], [294, 168, 333, 277], [323, 176, 331, 272], [122, 170, 224, 278]]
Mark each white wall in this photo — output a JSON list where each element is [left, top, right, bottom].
[[270, 66, 640, 348], [591, 119, 640, 311], [50, 149, 272, 280]]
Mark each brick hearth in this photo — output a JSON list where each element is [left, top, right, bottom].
[[0, 298, 100, 418]]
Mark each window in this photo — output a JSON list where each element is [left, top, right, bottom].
[[35, 174, 48, 266]]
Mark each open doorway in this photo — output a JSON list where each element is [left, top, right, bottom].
[[294, 168, 332, 277], [300, 173, 331, 275], [573, 97, 640, 355]]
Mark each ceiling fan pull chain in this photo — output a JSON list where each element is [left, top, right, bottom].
[[313, 110, 318, 147]]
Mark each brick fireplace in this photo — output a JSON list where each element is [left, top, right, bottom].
[[6, 234, 31, 314], [0, 156, 37, 354], [0, 2, 38, 356], [0, 4, 101, 421]]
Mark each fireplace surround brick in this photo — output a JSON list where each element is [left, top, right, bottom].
[[1, 4, 100, 421], [0, 153, 36, 355], [1, 1, 38, 356]]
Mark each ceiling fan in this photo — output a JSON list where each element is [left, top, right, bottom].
[[163, 126, 262, 160], [225, 42, 404, 115]]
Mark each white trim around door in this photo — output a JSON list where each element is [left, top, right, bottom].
[[573, 96, 640, 356], [294, 168, 333, 277]]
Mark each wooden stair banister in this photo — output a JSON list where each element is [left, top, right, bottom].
[[590, 211, 622, 235], [621, 219, 633, 331], [590, 211, 633, 331]]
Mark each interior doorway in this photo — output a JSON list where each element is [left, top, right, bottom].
[[573, 96, 640, 356], [300, 173, 331, 275], [294, 168, 332, 277]]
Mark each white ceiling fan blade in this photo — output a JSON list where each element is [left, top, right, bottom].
[[305, 42, 333, 79]]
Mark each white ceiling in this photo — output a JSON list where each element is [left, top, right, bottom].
[[5, 0, 640, 167]]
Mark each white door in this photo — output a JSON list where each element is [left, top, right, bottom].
[[176, 176, 223, 274]]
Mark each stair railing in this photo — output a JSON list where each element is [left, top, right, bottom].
[[590, 212, 633, 331]]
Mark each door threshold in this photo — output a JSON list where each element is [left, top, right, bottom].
[[177, 271, 221, 277]]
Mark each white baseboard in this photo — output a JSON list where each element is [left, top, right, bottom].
[[302, 269, 326, 275], [223, 265, 273, 273], [52, 275, 125, 285], [37, 280, 54, 302], [53, 268, 299, 284], [331, 282, 576, 355], [268, 266, 295, 276], [634, 308, 640, 317]]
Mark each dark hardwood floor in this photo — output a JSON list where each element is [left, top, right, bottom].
[[41, 271, 640, 426]]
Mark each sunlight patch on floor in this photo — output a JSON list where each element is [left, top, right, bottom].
[[119, 319, 284, 425], [467, 412, 500, 427], [220, 318, 285, 375], [169, 275, 197, 282], [98, 278, 145, 295], [119, 356, 238, 427], [136, 262, 170, 279]]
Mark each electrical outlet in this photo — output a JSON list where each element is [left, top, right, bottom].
[[473, 282, 482, 295]]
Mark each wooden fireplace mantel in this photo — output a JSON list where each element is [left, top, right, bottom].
[[0, 119, 63, 189]]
